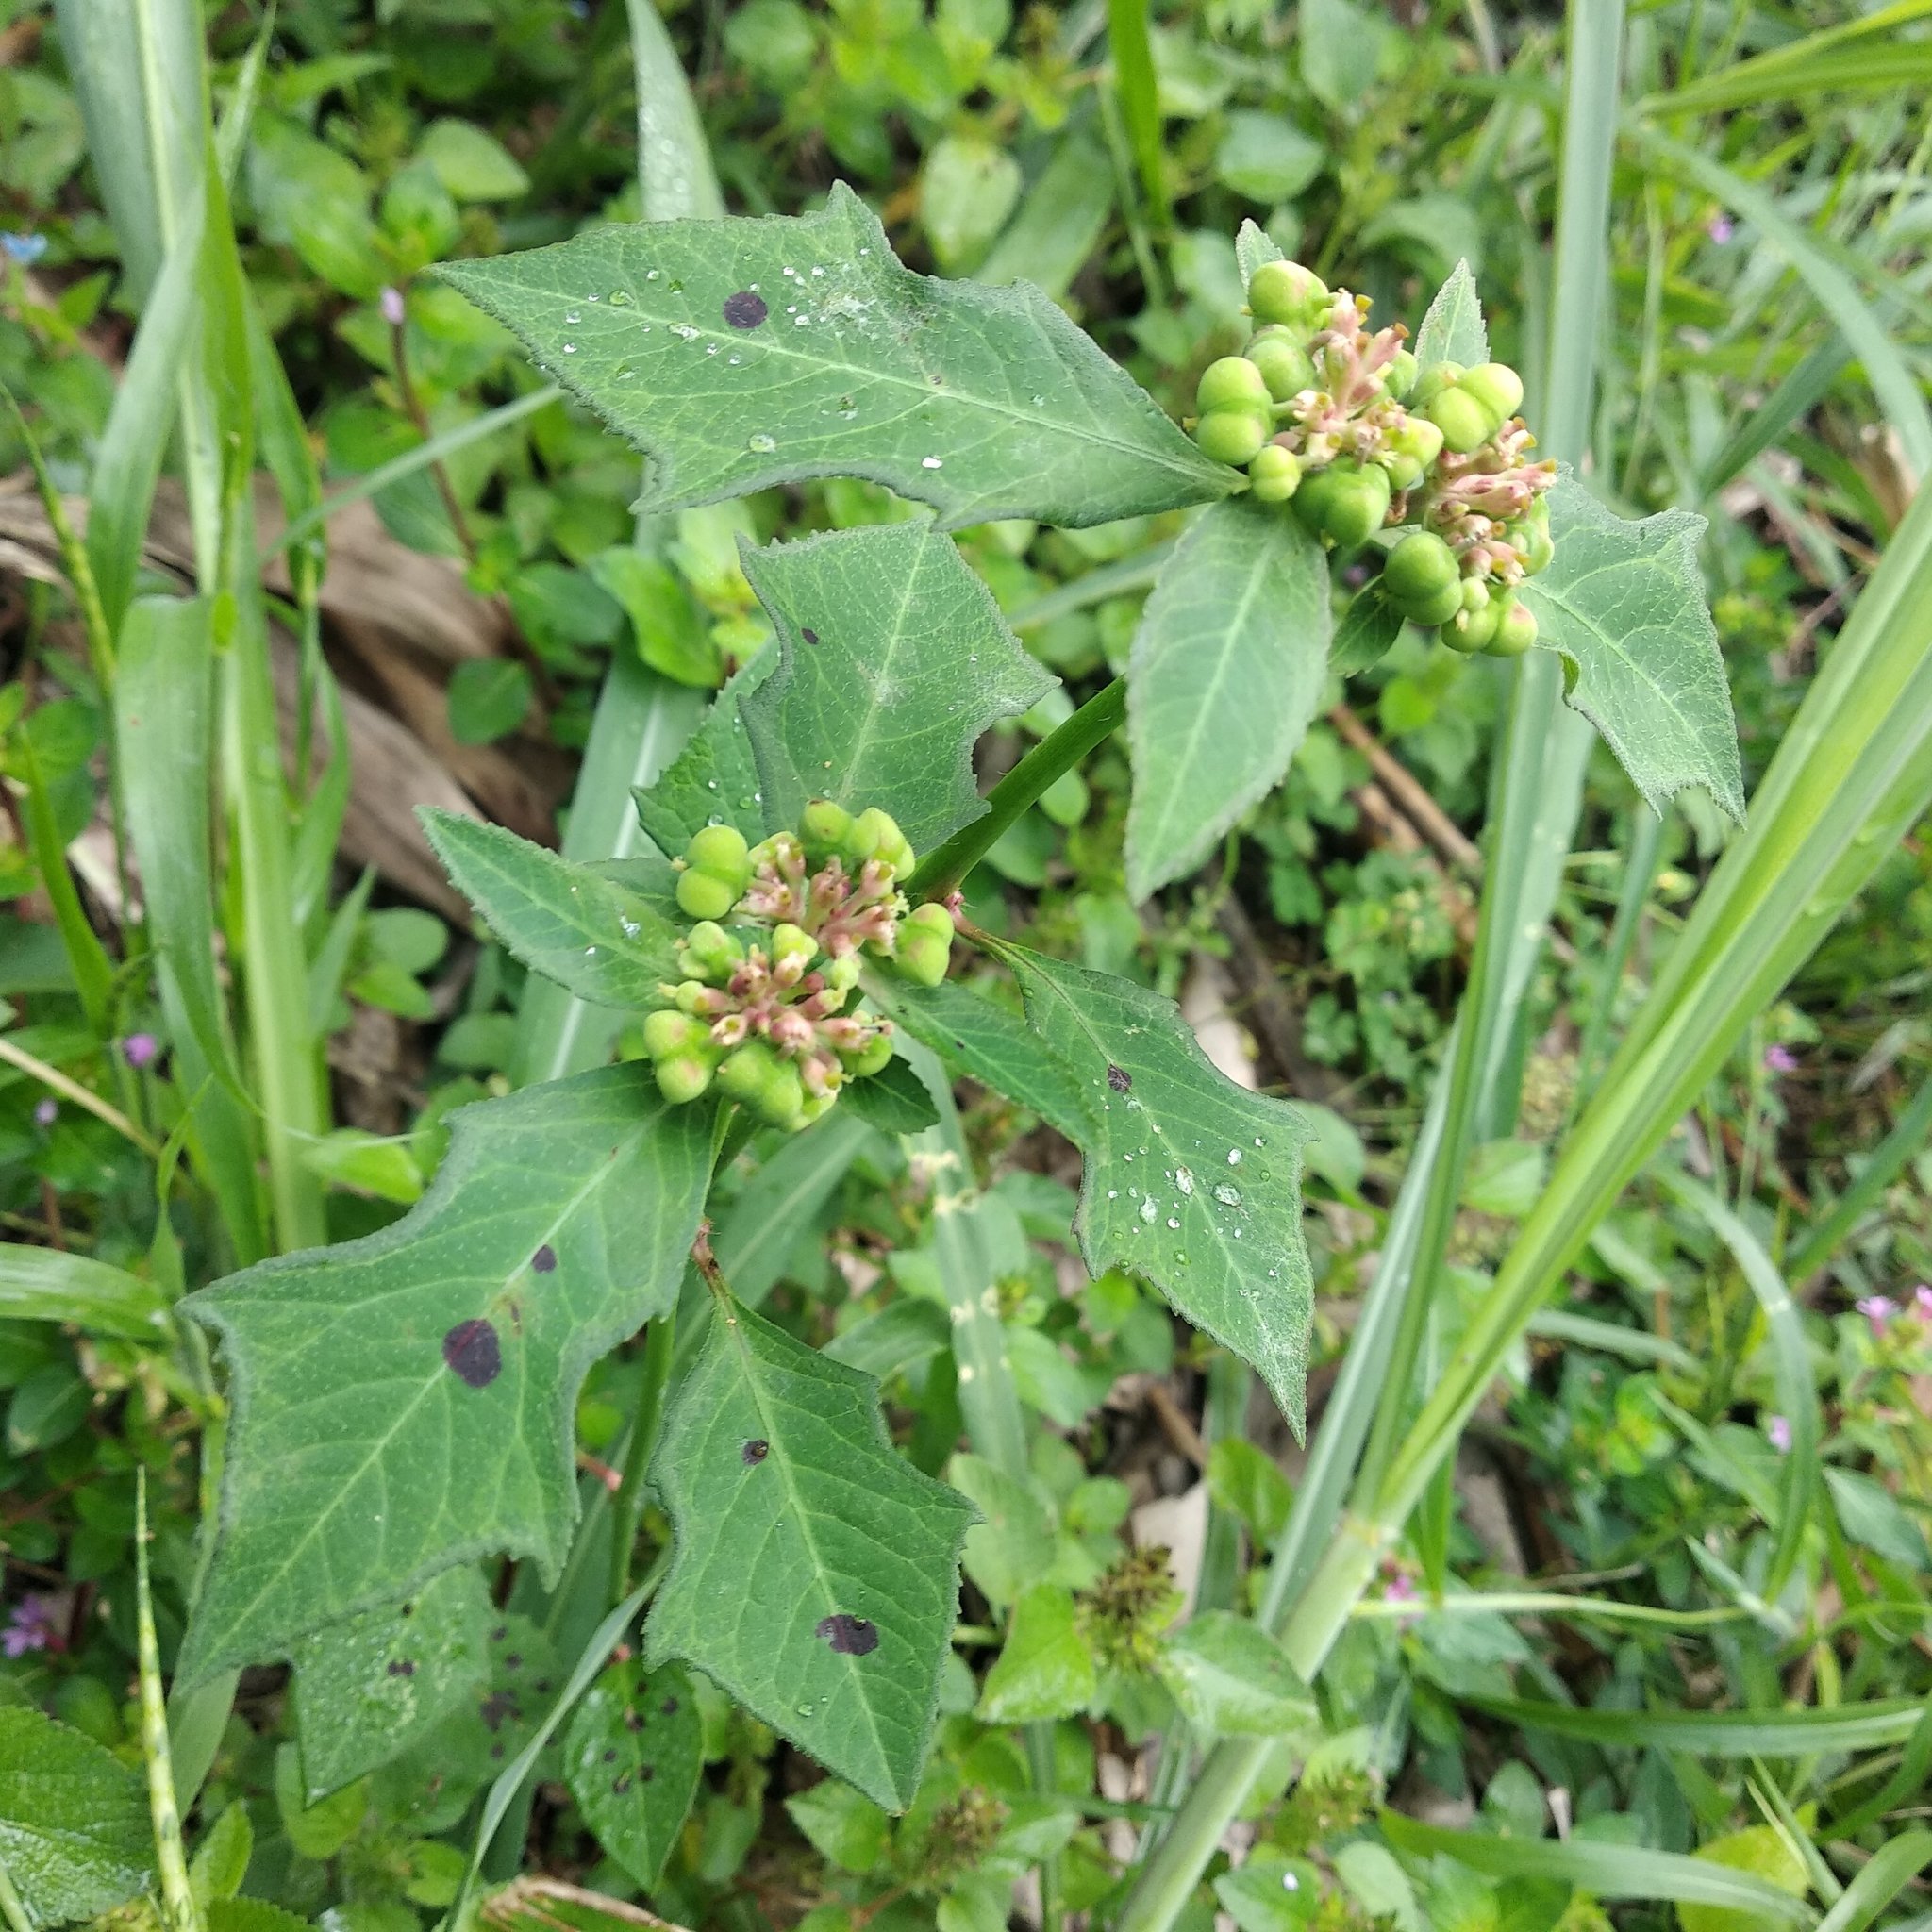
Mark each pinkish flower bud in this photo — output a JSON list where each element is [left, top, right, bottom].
[[33, 1098, 56, 1128], [1857, 1295, 1897, 1337], [1766, 1414, 1791, 1454], [1763, 1044, 1798, 1074], [380, 285, 407, 326], [122, 1032, 159, 1070]]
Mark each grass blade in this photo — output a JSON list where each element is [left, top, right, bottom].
[[1106, 0, 1168, 224], [1815, 1833, 1932, 1932], [136, 1474, 203, 1932], [1786, 1069, 1932, 1281], [1472, 1693, 1927, 1756]]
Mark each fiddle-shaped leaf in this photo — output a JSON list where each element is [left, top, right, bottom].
[[179, 1068, 715, 1681], [643, 1297, 974, 1810], [991, 944, 1316, 1433], [422, 809, 682, 1007], [632, 648, 777, 857], [1125, 498, 1330, 900], [436, 182, 1230, 530], [1520, 478, 1746, 824], [740, 521, 1055, 856]]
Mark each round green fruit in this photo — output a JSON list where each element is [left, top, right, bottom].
[[643, 1008, 705, 1059], [1292, 460, 1392, 550], [800, 798, 854, 862], [1384, 348, 1418, 399], [1445, 597, 1501, 654], [1487, 598, 1539, 657], [1248, 443, 1303, 504], [675, 867, 738, 922], [1409, 360, 1462, 406], [686, 824, 749, 877], [1247, 258, 1329, 329], [847, 1031, 894, 1077], [1194, 408, 1272, 468], [1244, 331, 1316, 403], [654, 1052, 714, 1106], [1421, 385, 1495, 457], [1402, 579, 1465, 629], [1383, 530, 1460, 606], [1459, 361, 1524, 422], [1196, 355, 1271, 414]]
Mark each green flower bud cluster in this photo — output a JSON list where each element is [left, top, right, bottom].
[[1183, 252, 1558, 655], [646, 807, 956, 1128]]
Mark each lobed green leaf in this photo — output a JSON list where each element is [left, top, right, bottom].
[[644, 1297, 974, 1810], [632, 650, 776, 857], [562, 1659, 703, 1890], [436, 182, 1230, 529], [179, 1068, 715, 1680], [0, 1706, 153, 1924]]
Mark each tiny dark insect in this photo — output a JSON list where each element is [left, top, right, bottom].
[[442, 1318, 502, 1388], [386, 1658, 416, 1677], [1107, 1063, 1133, 1093], [801, 627, 819, 643], [723, 290, 768, 329], [816, 1613, 879, 1656], [742, 1438, 770, 1465], [531, 1244, 557, 1274]]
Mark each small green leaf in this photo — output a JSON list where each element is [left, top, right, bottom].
[[180, 1068, 715, 1679], [0, 1706, 152, 1924], [1413, 258, 1489, 372], [436, 183, 1230, 530], [993, 945, 1316, 1432], [1520, 479, 1746, 824], [1234, 218, 1285, 286], [563, 1659, 703, 1889], [291, 1563, 494, 1797], [841, 1055, 941, 1136], [1330, 583, 1406, 676], [1216, 1845, 1322, 1929], [1206, 1438, 1292, 1545], [0, 1241, 168, 1340], [300, 1127, 424, 1205], [589, 548, 724, 690], [946, 1452, 1057, 1607], [786, 1777, 892, 1874], [422, 808, 682, 1007], [447, 658, 534, 746], [417, 118, 530, 203], [644, 1298, 974, 1810], [208, 1901, 316, 1932], [1679, 1827, 1810, 1932], [1154, 1610, 1316, 1736], [634, 650, 777, 857], [871, 977, 1092, 1144], [922, 135, 1023, 271], [275, 1744, 367, 1859], [189, 1801, 252, 1907], [976, 1584, 1096, 1723], [741, 521, 1055, 856], [1125, 498, 1330, 899]]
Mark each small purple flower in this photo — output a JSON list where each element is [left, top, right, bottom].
[[2, 1594, 61, 1658], [1764, 1044, 1798, 1074], [1857, 1295, 1897, 1337], [1, 232, 48, 266], [1707, 214, 1735, 244], [1915, 1284, 1932, 1322], [121, 1032, 159, 1071], [380, 285, 407, 327], [1766, 1414, 1792, 1454], [32, 1097, 57, 1128], [1382, 1571, 1419, 1606]]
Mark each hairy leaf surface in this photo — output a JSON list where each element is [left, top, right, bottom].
[[1331, 583, 1407, 676], [181, 1068, 714, 1680], [422, 810, 681, 1007], [1125, 499, 1329, 899], [741, 522, 1054, 856], [1521, 479, 1746, 823], [291, 1562, 493, 1797], [633, 649, 777, 856], [563, 1659, 702, 1889], [1414, 260, 1488, 371], [437, 183, 1229, 528], [995, 946, 1315, 1431], [644, 1299, 974, 1809], [0, 1707, 152, 1922]]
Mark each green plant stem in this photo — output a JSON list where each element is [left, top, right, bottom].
[[137, 1474, 202, 1932], [911, 677, 1126, 898], [1786, 1069, 1932, 1281], [608, 1309, 678, 1604], [0, 1862, 29, 1932], [1574, 805, 1664, 1108]]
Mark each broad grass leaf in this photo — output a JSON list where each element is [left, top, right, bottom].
[[1414, 259, 1489, 372], [994, 945, 1316, 1432], [422, 808, 682, 1006], [0, 1707, 152, 1924], [436, 183, 1231, 529], [179, 1068, 715, 1679], [1125, 499, 1330, 899], [740, 521, 1055, 856], [1520, 479, 1746, 824], [644, 1299, 974, 1810], [711, 1109, 876, 1309], [563, 1659, 702, 1889], [291, 1562, 493, 1797]]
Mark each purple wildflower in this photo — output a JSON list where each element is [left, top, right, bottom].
[[1857, 1295, 1897, 1338], [1915, 1285, 1932, 1322], [1766, 1414, 1792, 1454], [3, 1594, 61, 1657], [1382, 1571, 1419, 1606], [33, 1097, 57, 1128], [121, 1032, 159, 1071], [1764, 1044, 1798, 1074], [1707, 214, 1735, 244], [1, 233, 48, 266], [380, 285, 407, 327]]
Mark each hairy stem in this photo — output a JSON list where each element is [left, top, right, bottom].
[[910, 676, 1126, 898]]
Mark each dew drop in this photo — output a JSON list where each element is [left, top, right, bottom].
[[1215, 1184, 1242, 1207], [1140, 1197, 1158, 1224], [562, 342, 576, 354], [1175, 1165, 1194, 1196], [1227, 1149, 1243, 1165], [1166, 1216, 1180, 1230], [796, 1701, 816, 1717], [565, 309, 581, 324], [921, 455, 943, 469]]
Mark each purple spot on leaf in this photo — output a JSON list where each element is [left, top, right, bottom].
[[1107, 1064, 1132, 1093], [724, 290, 768, 328], [443, 1319, 502, 1387], [532, 1244, 557, 1274], [816, 1613, 878, 1656], [742, 1439, 770, 1465], [801, 627, 819, 644]]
